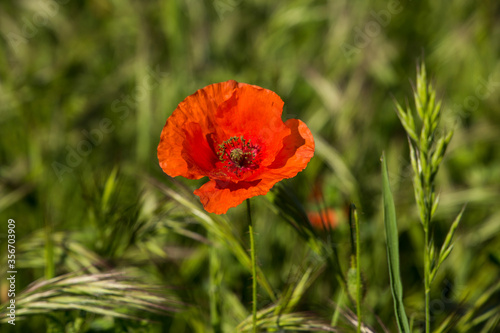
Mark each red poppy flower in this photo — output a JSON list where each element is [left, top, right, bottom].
[[307, 208, 338, 231], [157, 80, 315, 214]]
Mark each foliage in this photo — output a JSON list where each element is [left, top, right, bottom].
[[1, 0, 499, 332]]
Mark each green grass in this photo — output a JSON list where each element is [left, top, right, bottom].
[[382, 152, 410, 333], [1, 0, 500, 332]]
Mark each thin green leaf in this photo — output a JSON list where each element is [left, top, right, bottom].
[[431, 206, 465, 281], [381, 153, 410, 333], [395, 102, 418, 142], [101, 167, 119, 212]]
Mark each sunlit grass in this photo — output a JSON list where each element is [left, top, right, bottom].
[[0, 0, 499, 332]]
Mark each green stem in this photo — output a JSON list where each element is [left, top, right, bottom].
[[424, 150, 432, 332], [209, 242, 221, 333], [424, 226, 430, 333], [331, 288, 345, 326], [247, 199, 257, 333], [45, 217, 54, 280], [354, 206, 362, 333], [44, 216, 55, 332]]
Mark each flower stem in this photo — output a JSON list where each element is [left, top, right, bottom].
[[247, 199, 257, 333], [209, 238, 222, 333]]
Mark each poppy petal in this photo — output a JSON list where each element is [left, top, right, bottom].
[[194, 178, 269, 214], [157, 81, 243, 179], [214, 84, 290, 166], [256, 118, 315, 180], [194, 120, 314, 214]]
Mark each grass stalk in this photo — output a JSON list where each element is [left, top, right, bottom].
[[44, 217, 54, 280], [394, 61, 461, 332], [209, 241, 222, 333], [247, 199, 258, 333], [424, 227, 430, 333], [354, 205, 362, 333], [331, 288, 344, 327]]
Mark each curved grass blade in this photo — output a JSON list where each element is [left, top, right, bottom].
[[149, 177, 277, 301], [0, 271, 183, 324], [381, 153, 410, 333]]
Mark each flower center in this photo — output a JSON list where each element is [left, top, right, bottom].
[[230, 148, 245, 165], [217, 136, 260, 176]]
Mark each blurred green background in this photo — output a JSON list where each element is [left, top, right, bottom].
[[1, 0, 499, 332]]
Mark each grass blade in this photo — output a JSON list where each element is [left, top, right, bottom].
[[381, 153, 410, 333]]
